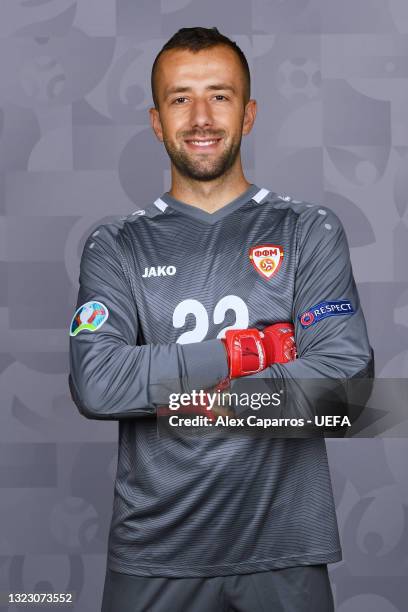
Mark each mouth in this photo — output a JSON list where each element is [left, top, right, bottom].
[[184, 137, 222, 152]]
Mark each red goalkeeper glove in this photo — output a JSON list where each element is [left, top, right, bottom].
[[262, 322, 297, 364], [157, 323, 297, 419], [221, 322, 296, 379]]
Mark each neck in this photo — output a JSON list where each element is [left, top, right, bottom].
[[168, 164, 251, 214]]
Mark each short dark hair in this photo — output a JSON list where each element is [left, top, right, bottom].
[[151, 26, 250, 109]]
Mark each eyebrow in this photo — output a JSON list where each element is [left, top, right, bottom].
[[164, 84, 237, 99]]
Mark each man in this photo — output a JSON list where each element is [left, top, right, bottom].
[[69, 27, 373, 611]]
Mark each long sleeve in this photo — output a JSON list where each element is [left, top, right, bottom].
[[68, 223, 228, 420], [233, 205, 374, 418]]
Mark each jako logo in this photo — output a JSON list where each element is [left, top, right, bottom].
[[142, 266, 176, 278]]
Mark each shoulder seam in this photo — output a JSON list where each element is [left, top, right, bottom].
[[113, 229, 137, 302]]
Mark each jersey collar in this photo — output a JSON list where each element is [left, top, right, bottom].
[[155, 184, 266, 225]]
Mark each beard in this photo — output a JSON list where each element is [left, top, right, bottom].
[[163, 131, 242, 182]]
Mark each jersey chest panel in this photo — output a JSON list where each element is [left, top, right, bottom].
[[123, 205, 298, 344]]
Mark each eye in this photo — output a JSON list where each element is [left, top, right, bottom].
[[173, 97, 188, 104], [214, 94, 227, 101]]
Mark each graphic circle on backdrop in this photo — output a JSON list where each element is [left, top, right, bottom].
[[50, 497, 98, 547]]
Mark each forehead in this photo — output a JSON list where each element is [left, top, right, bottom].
[[156, 45, 244, 93]]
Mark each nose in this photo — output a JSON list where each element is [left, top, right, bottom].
[[189, 98, 213, 129]]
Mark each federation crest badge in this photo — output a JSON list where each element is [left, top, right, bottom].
[[70, 301, 109, 337], [249, 244, 284, 280]]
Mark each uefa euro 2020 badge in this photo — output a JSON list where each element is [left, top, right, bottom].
[[69, 301, 109, 337]]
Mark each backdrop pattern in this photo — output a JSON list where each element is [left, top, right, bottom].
[[0, 1, 407, 610]]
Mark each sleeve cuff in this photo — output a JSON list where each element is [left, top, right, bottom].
[[181, 339, 229, 392]]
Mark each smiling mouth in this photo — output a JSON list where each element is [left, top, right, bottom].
[[184, 138, 222, 149]]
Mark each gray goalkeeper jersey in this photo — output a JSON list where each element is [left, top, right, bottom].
[[69, 184, 373, 577]]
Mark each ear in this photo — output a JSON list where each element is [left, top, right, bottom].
[[242, 99, 257, 136], [149, 107, 164, 142]]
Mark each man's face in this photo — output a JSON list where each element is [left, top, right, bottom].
[[149, 45, 256, 182]]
